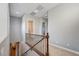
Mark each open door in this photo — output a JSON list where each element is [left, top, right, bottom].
[[28, 20, 33, 34], [28, 20, 33, 39]]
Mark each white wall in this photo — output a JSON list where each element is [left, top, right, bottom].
[[0, 3, 10, 56], [23, 15, 48, 35], [10, 16, 22, 43], [48, 4, 79, 51], [22, 16, 25, 42], [0, 3, 9, 39]]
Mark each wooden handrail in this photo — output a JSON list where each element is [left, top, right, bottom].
[[26, 33, 44, 37]]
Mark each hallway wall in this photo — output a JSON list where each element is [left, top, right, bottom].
[[0, 3, 10, 56], [0, 3, 9, 39], [48, 4, 79, 51], [10, 16, 22, 43]]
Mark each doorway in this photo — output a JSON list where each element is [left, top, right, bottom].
[[42, 22, 45, 35], [28, 20, 33, 34]]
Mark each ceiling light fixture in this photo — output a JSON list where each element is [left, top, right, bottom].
[[34, 9, 39, 13], [30, 5, 44, 16], [16, 11, 20, 14]]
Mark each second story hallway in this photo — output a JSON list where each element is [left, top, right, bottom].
[[1, 3, 79, 56], [9, 3, 79, 56]]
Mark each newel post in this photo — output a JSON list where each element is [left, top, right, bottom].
[[16, 42, 20, 56], [46, 33, 49, 56]]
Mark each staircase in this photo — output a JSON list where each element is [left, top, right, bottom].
[[10, 33, 49, 56], [22, 33, 49, 56]]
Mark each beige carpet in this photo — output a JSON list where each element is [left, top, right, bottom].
[[49, 45, 79, 56]]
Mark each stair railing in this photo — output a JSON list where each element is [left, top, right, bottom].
[[22, 33, 49, 56]]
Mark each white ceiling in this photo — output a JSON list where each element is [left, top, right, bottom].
[[9, 3, 59, 18]]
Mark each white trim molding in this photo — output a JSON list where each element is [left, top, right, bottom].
[[49, 43, 79, 55]]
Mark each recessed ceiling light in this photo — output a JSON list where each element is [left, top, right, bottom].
[[33, 5, 44, 13], [34, 9, 39, 13], [30, 12, 36, 16], [45, 14, 48, 17], [36, 5, 44, 11], [16, 11, 20, 14], [30, 5, 44, 16]]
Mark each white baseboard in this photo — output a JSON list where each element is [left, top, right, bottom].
[[49, 43, 79, 55]]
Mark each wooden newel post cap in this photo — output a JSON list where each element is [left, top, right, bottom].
[[16, 42, 20, 45], [46, 33, 49, 39]]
